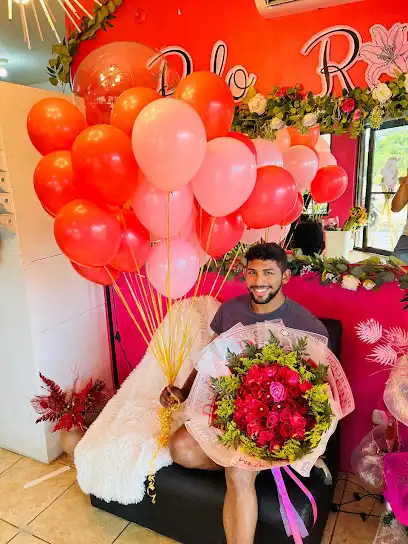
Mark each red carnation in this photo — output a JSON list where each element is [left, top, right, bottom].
[[280, 423, 296, 440], [342, 98, 356, 114]]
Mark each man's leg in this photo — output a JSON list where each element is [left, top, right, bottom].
[[223, 467, 258, 544]]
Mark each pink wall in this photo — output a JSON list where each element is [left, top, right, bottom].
[[330, 136, 359, 225]]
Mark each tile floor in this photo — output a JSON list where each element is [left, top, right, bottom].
[[0, 449, 382, 544]]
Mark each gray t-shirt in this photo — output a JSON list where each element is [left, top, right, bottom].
[[210, 294, 328, 338]]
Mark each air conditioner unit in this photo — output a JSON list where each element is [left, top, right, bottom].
[[254, 0, 364, 19]]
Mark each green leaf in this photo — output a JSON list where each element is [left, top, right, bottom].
[[113, 0, 122, 6], [49, 59, 58, 67], [107, 1, 116, 12], [49, 77, 59, 86]]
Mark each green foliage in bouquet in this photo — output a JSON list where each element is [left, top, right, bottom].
[[211, 335, 333, 463]]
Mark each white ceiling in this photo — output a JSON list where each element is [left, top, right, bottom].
[[0, 3, 66, 85]]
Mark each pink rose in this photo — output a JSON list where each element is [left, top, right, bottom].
[[342, 97, 356, 113], [353, 109, 362, 122], [270, 382, 287, 402]]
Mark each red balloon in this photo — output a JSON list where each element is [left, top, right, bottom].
[[71, 262, 120, 286], [227, 132, 257, 161], [240, 166, 298, 229], [287, 125, 320, 148], [27, 98, 86, 156], [110, 210, 151, 272], [196, 210, 244, 258], [54, 199, 121, 267], [174, 72, 235, 141], [280, 192, 304, 226], [111, 87, 162, 138], [72, 125, 139, 207], [33, 151, 80, 216], [310, 166, 348, 203]]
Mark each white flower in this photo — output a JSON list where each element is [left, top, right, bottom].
[[326, 272, 335, 282], [248, 93, 267, 115], [341, 274, 360, 291], [404, 75, 408, 93], [270, 117, 285, 130], [302, 113, 318, 128], [300, 265, 313, 276], [371, 82, 392, 104]]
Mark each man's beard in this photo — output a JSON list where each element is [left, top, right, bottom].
[[249, 284, 282, 305]]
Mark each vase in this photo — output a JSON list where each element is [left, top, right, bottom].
[[325, 230, 353, 259], [60, 429, 84, 459]]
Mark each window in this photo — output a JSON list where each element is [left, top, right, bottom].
[[355, 119, 408, 255]]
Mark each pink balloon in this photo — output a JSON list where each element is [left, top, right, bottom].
[[241, 226, 264, 245], [178, 206, 197, 239], [315, 137, 331, 153], [189, 231, 210, 267], [132, 98, 206, 191], [318, 151, 337, 168], [146, 238, 200, 299], [253, 138, 283, 168], [132, 175, 193, 239], [283, 145, 319, 191], [191, 137, 257, 217], [274, 128, 291, 153]]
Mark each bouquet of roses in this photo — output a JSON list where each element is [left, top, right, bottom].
[[211, 336, 333, 464]]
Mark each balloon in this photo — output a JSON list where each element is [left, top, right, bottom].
[[27, 98, 86, 156], [110, 210, 151, 272], [33, 151, 79, 216], [280, 193, 303, 226], [178, 206, 197, 239], [132, 98, 206, 191], [146, 238, 200, 299], [283, 145, 319, 191], [253, 139, 283, 168], [274, 128, 291, 153], [188, 231, 210, 267], [227, 132, 257, 161], [132, 175, 194, 239], [111, 87, 161, 137], [287, 125, 320, 148], [71, 262, 120, 286], [310, 166, 348, 203], [72, 42, 180, 125], [191, 137, 257, 217], [318, 151, 337, 168], [174, 71, 235, 141], [54, 200, 121, 267], [241, 226, 264, 245], [72, 124, 138, 207], [196, 210, 244, 258], [240, 166, 298, 229], [315, 137, 330, 153]]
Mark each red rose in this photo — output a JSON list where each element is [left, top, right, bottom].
[[286, 369, 300, 386], [342, 97, 356, 113], [257, 430, 274, 447], [266, 411, 280, 429], [288, 385, 302, 399], [276, 86, 289, 98], [291, 412, 307, 432], [306, 417, 316, 430], [298, 403, 309, 416], [251, 400, 269, 419], [300, 381, 313, 394], [280, 423, 296, 440], [251, 385, 267, 401], [264, 365, 279, 379], [279, 407, 293, 423]]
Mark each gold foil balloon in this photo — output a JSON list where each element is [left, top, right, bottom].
[[72, 42, 180, 125]]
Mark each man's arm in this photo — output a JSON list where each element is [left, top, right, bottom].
[[391, 175, 408, 213], [159, 333, 218, 408]]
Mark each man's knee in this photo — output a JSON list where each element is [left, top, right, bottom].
[[169, 426, 199, 468], [225, 467, 257, 491]]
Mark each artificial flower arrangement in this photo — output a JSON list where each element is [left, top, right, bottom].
[[210, 335, 333, 463], [233, 73, 408, 140], [324, 207, 368, 232], [31, 373, 111, 432]]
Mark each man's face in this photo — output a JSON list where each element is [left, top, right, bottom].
[[245, 259, 290, 305]]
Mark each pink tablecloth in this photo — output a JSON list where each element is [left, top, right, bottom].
[[109, 273, 408, 472]]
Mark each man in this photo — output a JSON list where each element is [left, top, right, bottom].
[[292, 218, 325, 256], [159, 242, 328, 544]]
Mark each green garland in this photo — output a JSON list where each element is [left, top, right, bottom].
[[232, 73, 408, 140], [47, 0, 122, 88]]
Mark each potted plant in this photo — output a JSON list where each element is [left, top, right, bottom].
[[31, 374, 111, 458], [324, 207, 368, 258]]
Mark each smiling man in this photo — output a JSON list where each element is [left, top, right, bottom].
[[159, 242, 328, 544]]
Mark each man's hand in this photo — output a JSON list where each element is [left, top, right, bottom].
[[159, 386, 187, 408]]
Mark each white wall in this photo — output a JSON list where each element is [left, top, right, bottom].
[[0, 82, 112, 462]]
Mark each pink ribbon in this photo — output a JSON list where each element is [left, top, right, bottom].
[[272, 467, 318, 544]]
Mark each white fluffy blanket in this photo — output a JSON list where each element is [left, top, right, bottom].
[[75, 295, 220, 505]]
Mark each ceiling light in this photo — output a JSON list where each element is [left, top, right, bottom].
[[0, 67, 8, 78]]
